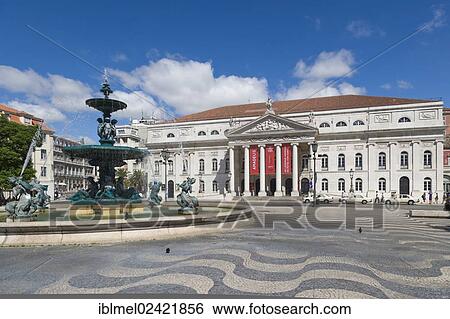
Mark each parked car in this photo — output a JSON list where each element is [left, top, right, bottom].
[[340, 194, 372, 204], [384, 194, 418, 205], [303, 193, 334, 204]]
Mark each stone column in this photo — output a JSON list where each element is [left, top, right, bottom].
[[436, 140, 444, 195], [388, 142, 397, 195], [188, 152, 194, 177], [243, 145, 251, 196], [291, 143, 299, 196], [411, 141, 420, 196], [228, 146, 235, 196], [258, 144, 267, 196], [275, 143, 283, 197]]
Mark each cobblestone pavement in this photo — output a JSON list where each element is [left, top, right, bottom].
[[0, 205, 449, 298]]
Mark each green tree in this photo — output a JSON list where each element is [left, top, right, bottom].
[[0, 115, 38, 189], [127, 170, 145, 193]]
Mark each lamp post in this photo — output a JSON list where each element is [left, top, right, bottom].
[[160, 148, 170, 201], [311, 141, 318, 206], [349, 168, 355, 198]]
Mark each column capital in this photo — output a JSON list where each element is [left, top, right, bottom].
[[388, 142, 397, 146], [227, 145, 235, 150], [274, 143, 282, 147], [242, 145, 250, 149], [290, 142, 299, 146], [258, 144, 266, 148], [434, 140, 445, 145]]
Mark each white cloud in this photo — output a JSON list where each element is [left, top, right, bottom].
[[0, 65, 92, 122], [110, 90, 160, 119], [380, 83, 392, 90], [294, 49, 355, 79], [110, 58, 268, 115], [346, 20, 384, 38], [397, 80, 413, 89], [8, 100, 67, 122], [277, 49, 366, 100], [111, 52, 128, 63], [0, 65, 50, 95], [423, 5, 446, 32]]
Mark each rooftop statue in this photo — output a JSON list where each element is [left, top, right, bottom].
[[265, 97, 275, 114], [176, 177, 199, 214]]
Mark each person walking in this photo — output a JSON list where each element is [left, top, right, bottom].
[[374, 191, 380, 204], [381, 192, 384, 203], [435, 192, 439, 204], [428, 191, 433, 204], [421, 192, 426, 203]]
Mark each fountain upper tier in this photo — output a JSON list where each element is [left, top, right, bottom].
[[86, 98, 127, 117]]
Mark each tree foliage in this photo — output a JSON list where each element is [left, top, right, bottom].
[[0, 115, 38, 189], [128, 169, 146, 193]]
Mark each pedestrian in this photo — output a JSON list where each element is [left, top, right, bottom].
[[428, 191, 432, 204], [374, 191, 380, 204], [443, 192, 447, 204], [435, 192, 439, 204], [381, 193, 384, 203], [421, 192, 426, 203]]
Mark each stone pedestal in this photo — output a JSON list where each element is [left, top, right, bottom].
[[6, 216, 36, 223]]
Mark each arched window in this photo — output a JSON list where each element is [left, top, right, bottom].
[[338, 154, 345, 170], [199, 180, 205, 193], [353, 120, 365, 126], [378, 152, 386, 169], [355, 178, 363, 192], [168, 160, 174, 174], [198, 131, 206, 136], [400, 151, 409, 169], [167, 133, 175, 138], [302, 155, 309, 170], [398, 117, 411, 123], [211, 130, 219, 135], [424, 151, 432, 168], [319, 122, 330, 128], [378, 178, 386, 191], [424, 177, 432, 192], [212, 180, 218, 192], [321, 155, 328, 170], [225, 180, 230, 192], [338, 178, 346, 192], [336, 121, 347, 127], [225, 158, 230, 172], [321, 178, 328, 192], [212, 158, 218, 172], [355, 153, 363, 170], [199, 159, 205, 172]]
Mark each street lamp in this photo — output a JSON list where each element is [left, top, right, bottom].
[[311, 141, 318, 206], [160, 148, 170, 201], [349, 168, 355, 197]]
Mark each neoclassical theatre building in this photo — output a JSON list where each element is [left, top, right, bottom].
[[116, 95, 445, 199]]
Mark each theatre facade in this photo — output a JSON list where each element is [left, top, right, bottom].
[[117, 95, 446, 199]]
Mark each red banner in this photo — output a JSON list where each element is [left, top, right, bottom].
[[265, 144, 275, 175], [250, 145, 259, 175], [282, 143, 292, 175]]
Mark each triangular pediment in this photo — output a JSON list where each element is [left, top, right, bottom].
[[225, 113, 317, 139]]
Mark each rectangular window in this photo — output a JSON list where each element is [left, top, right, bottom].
[[41, 149, 47, 160], [154, 161, 160, 175], [40, 166, 47, 177], [321, 156, 328, 170]]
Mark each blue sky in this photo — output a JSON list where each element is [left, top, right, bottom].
[[0, 0, 448, 142]]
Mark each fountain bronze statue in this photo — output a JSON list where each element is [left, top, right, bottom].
[[5, 177, 49, 220], [65, 75, 147, 205], [176, 177, 199, 214]]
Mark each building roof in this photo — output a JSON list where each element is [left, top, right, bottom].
[[176, 95, 439, 123], [0, 103, 54, 132]]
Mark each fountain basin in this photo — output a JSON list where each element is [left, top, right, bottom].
[[0, 200, 253, 246], [63, 144, 147, 165]]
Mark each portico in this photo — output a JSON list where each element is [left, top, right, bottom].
[[225, 112, 317, 197]]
